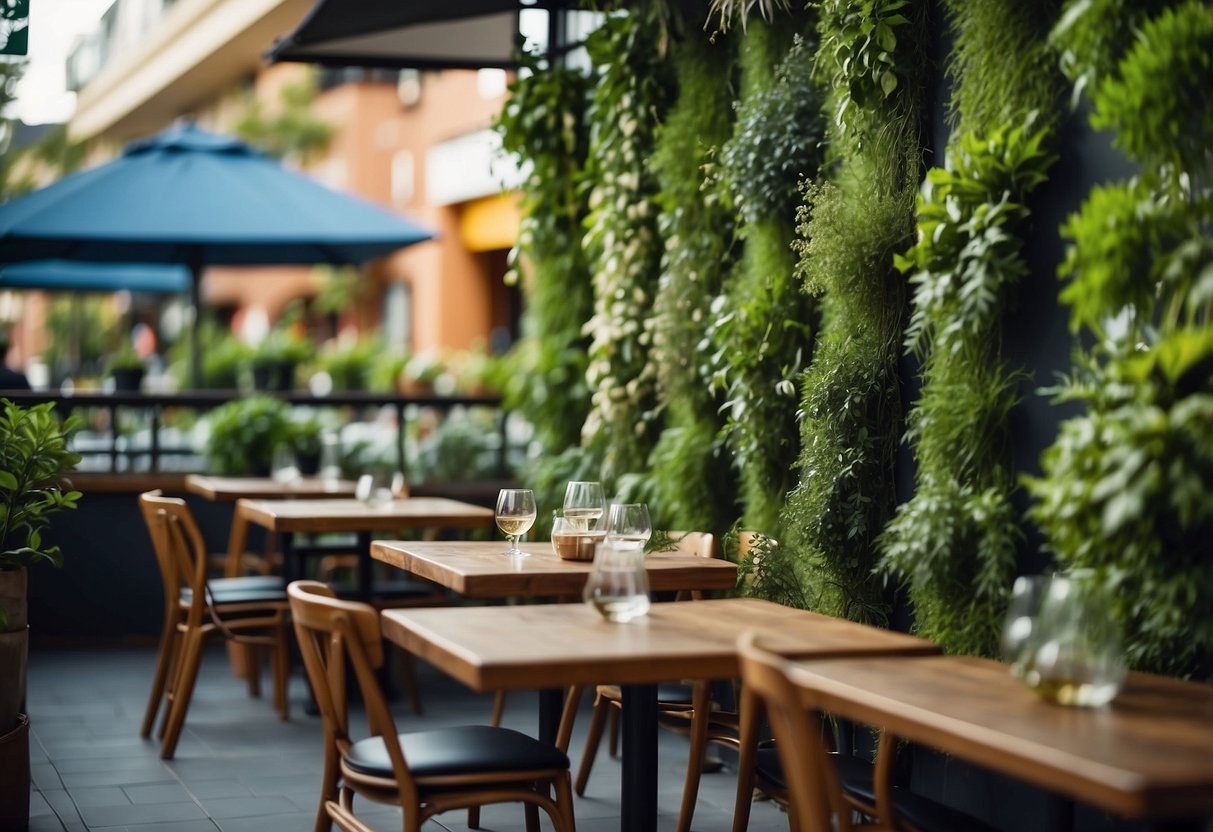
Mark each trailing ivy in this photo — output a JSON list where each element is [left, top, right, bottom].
[[579, 13, 673, 491], [639, 25, 739, 533], [709, 22, 822, 536], [880, 122, 1058, 656], [496, 51, 594, 532], [1025, 0, 1213, 677], [779, 0, 929, 623]]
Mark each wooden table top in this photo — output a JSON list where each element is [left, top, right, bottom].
[[236, 497, 494, 533], [185, 474, 356, 501], [785, 654, 1213, 820], [380, 598, 938, 693], [371, 540, 739, 598]]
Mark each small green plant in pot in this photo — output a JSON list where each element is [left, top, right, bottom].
[[250, 330, 314, 391], [103, 343, 146, 392], [205, 395, 293, 476], [0, 399, 81, 825]]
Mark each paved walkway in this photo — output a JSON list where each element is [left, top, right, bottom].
[[26, 644, 791, 832]]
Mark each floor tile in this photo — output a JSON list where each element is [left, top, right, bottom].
[[76, 801, 207, 829]]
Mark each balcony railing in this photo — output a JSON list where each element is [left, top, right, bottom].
[[0, 390, 520, 483]]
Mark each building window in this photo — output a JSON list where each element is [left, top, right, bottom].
[[397, 69, 422, 107], [384, 281, 413, 352], [391, 150, 415, 205], [476, 68, 508, 99]]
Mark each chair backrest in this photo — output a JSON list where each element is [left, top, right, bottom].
[[139, 490, 211, 626], [668, 531, 717, 601], [737, 631, 867, 832], [287, 581, 419, 801]]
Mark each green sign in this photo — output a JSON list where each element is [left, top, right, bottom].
[[1, 0, 29, 56]]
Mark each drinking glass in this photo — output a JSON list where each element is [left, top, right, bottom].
[[356, 466, 400, 510], [583, 539, 650, 623], [563, 481, 606, 531], [318, 431, 343, 492], [1021, 575, 1127, 707], [1001, 575, 1051, 678], [270, 444, 301, 486], [495, 488, 537, 557], [605, 503, 651, 550]]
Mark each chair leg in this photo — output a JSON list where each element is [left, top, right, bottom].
[[574, 691, 610, 796], [552, 772, 577, 832], [313, 737, 339, 832], [161, 628, 206, 759], [244, 644, 263, 699], [524, 802, 541, 832], [157, 628, 185, 740], [607, 704, 620, 757], [141, 615, 178, 738], [396, 648, 423, 716], [467, 806, 480, 829], [490, 689, 506, 727], [272, 626, 291, 721], [676, 680, 712, 832], [731, 691, 762, 832]]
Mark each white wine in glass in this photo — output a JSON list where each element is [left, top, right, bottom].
[[495, 488, 537, 557], [563, 481, 606, 531]]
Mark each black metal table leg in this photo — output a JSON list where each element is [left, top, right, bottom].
[[280, 531, 296, 584], [538, 688, 564, 746], [356, 531, 372, 601], [621, 683, 659, 832]]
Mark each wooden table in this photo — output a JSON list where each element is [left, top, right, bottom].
[[236, 497, 493, 599], [184, 475, 357, 575], [381, 598, 939, 832], [784, 654, 1213, 829], [371, 539, 739, 599]]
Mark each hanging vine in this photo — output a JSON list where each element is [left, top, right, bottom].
[[709, 21, 823, 536], [496, 51, 595, 531], [579, 12, 673, 492], [638, 22, 740, 534], [778, 0, 928, 623], [1025, 0, 1213, 677], [878, 0, 1063, 657]]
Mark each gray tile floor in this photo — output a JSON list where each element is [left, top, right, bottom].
[[26, 645, 791, 832]]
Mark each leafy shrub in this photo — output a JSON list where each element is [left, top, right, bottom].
[[204, 395, 293, 476]]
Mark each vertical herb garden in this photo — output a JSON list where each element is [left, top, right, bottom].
[[498, 0, 1212, 679]]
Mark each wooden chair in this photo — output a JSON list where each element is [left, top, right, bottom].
[[138, 491, 291, 760], [287, 580, 577, 832], [570, 531, 716, 816], [736, 632, 999, 832]]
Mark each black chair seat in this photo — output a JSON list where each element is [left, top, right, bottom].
[[345, 725, 569, 779], [331, 578, 442, 602], [754, 746, 786, 790], [182, 576, 286, 605]]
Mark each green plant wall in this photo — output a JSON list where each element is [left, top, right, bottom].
[[878, 0, 1063, 657], [709, 19, 821, 537], [639, 21, 739, 534], [579, 12, 673, 492], [496, 52, 595, 534], [776, 0, 929, 623], [1025, 0, 1213, 677]]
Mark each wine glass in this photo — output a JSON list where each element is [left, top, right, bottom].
[[563, 481, 606, 531], [495, 488, 537, 557], [271, 444, 301, 487], [605, 503, 651, 550]]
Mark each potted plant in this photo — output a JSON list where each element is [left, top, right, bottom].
[[204, 394, 293, 476], [289, 415, 325, 475], [0, 399, 81, 830], [102, 343, 146, 392], [316, 336, 379, 391]]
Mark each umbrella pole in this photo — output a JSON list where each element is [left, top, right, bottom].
[[189, 253, 203, 390]]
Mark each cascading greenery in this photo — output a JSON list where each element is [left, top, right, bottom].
[[579, 12, 673, 493], [777, 0, 928, 623], [878, 0, 1062, 657], [495, 51, 595, 532], [1025, 0, 1213, 677], [709, 21, 822, 536], [638, 24, 739, 534]]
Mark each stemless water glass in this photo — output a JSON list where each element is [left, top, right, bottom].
[[583, 539, 650, 623], [318, 431, 343, 492], [563, 481, 606, 531], [356, 466, 401, 509], [1001, 575, 1052, 678], [271, 444, 301, 486], [605, 503, 651, 550], [495, 488, 537, 557], [1021, 574, 1127, 707]]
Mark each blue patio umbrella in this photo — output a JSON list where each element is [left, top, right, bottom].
[[0, 123, 434, 385], [0, 260, 189, 293]]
